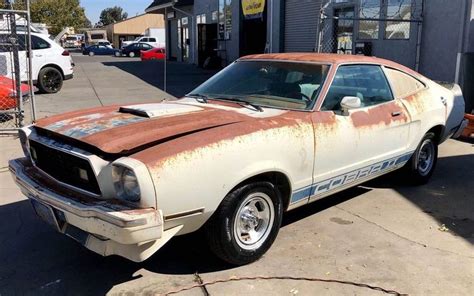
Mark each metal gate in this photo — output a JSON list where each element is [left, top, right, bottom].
[[0, 4, 36, 132], [317, 0, 423, 68]]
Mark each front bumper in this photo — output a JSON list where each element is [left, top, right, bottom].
[[9, 158, 180, 262], [452, 118, 469, 139]]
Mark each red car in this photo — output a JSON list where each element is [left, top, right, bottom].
[[0, 76, 32, 110], [140, 48, 166, 61]]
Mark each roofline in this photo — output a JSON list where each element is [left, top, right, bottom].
[[145, 3, 174, 13], [106, 13, 159, 26]]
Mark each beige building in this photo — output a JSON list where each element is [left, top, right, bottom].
[[106, 13, 165, 48]]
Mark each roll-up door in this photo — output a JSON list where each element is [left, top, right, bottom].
[[284, 0, 322, 52]]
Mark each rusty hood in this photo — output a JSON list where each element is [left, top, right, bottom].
[[34, 102, 248, 155]]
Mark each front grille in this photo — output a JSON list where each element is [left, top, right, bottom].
[[29, 140, 101, 195]]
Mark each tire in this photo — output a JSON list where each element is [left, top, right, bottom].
[[404, 132, 438, 184], [88, 51, 94, 56], [37, 67, 63, 94], [129, 52, 135, 58], [205, 181, 283, 265], [115, 51, 121, 57]]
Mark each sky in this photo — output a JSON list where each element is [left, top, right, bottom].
[[80, 0, 152, 24]]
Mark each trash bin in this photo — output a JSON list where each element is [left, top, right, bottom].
[[462, 53, 474, 113]]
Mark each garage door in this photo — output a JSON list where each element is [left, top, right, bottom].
[[284, 0, 322, 52]]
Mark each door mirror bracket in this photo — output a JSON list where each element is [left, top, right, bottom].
[[340, 96, 362, 116]]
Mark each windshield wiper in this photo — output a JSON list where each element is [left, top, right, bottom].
[[217, 97, 264, 112], [187, 93, 208, 103]]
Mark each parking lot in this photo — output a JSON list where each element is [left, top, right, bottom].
[[0, 55, 473, 295]]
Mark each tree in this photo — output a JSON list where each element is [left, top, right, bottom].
[[99, 6, 127, 26], [2, 0, 92, 34]]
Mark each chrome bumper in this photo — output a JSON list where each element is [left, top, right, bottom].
[[9, 158, 180, 262], [452, 118, 469, 139]]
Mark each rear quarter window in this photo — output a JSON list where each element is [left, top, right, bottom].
[[385, 68, 425, 98]]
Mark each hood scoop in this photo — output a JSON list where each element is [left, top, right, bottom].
[[119, 103, 203, 118]]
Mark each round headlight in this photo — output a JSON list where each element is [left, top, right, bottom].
[[18, 128, 31, 158], [112, 165, 141, 202]]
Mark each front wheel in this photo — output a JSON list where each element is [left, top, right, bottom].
[[37, 67, 63, 94], [115, 51, 121, 57], [205, 182, 283, 265], [404, 132, 438, 184], [88, 51, 94, 56], [129, 52, 135, 58]]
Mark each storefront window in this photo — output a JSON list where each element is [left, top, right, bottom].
[[358, 0, 380, 40], [385, 0, 411, 39], [218, 0, 225, 39], [225, 0, 232, 39]]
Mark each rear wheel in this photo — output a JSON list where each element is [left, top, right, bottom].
[[115, 51, 121, 57], [88, 51, 94, 56], [404, 132, 438, 184], [37, 67, 63, 94], [205, 182, 283, 265], [129, 52, 135, 58]]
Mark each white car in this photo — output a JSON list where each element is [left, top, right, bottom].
[[121, 36, 160, 49], [9, 53, 467, 264], [0, 32, 73, 93]]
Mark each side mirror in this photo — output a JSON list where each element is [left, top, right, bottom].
[[340, 96, 362, 115]]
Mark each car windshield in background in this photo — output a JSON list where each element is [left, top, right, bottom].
[[190, 61, 330, 110]]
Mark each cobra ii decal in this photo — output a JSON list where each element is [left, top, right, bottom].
[[291, 152, 414, 204]]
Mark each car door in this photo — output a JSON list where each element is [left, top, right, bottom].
[[308, 64, 412, 203]]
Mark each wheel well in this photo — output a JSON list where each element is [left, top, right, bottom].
[[40, 64, 64, 79], [427, 125, 444, 144], [233, 172, 292, 211]]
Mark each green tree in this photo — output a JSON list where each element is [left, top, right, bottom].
[[98, 6, 127, 26], [2, 0, 91, 35]]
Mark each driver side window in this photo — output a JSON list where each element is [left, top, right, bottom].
[[321, 65, 393, 111]]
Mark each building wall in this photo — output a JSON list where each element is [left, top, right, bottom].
[[419, 0, 466, 83], [107, 13, 165, 47]]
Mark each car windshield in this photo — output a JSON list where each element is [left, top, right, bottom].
[[190, 61, 330, 110]]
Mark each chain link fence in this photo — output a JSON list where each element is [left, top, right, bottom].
[[317, 0, 423, 56], [0, 7, 36, 132]]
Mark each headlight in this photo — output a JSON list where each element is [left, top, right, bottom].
[[112, 165, 141, 202], [18, 127, 31, 158]]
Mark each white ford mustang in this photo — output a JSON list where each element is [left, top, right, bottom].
[[9, 53, 467, 264]]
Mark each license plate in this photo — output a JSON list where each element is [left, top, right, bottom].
[[30, 199, 61, 231]]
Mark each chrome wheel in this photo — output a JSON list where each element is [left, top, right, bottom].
[[234, 192, 275, 250], [417, 139, 435, 176]]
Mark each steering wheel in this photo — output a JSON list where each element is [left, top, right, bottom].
[[288, 92, 311, 102]]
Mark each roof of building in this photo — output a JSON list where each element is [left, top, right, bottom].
[[146, 0, 194, 12]]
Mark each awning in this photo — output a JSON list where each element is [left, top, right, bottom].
[[145, 0, 194, 13]]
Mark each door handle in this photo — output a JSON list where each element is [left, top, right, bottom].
[[391, 111, 402, 117]]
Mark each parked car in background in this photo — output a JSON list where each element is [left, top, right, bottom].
[[63, 35, 82, 49], [140, 48, 165, 61], [82, 44, 117, 56], [0, 31, 73, 93], [9, 53, 467, 265], [121, 36, 161, 49], [116, 42, 153, 57], [96, 40, 113, 48], [0, 76, 32, 110]]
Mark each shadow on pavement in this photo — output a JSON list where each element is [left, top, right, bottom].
[[0, 154, 472, 294], [365, 154, 474, 244], [102, 60, 217, 98]]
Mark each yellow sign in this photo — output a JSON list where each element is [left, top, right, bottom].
[[242, 0, 266, 19]]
